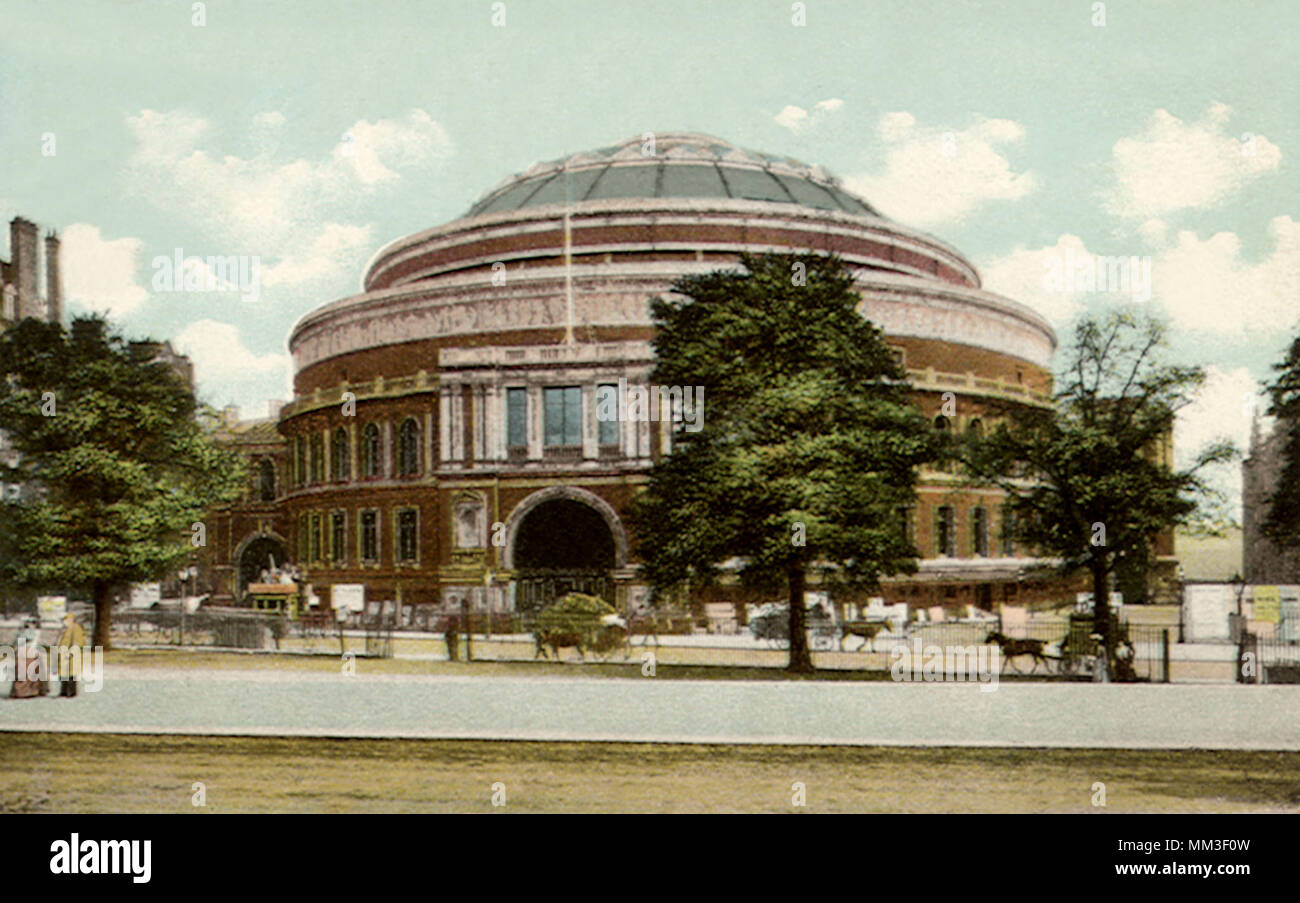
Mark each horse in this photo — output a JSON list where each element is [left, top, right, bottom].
[[984, 631, 1052, 673], [534, 614, 629, 662], [838, 620, 892, 652], [534, 629, 586, 661]]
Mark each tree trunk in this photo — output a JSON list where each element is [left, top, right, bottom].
[[92, 580, 112, 651], [786, 566, 814, 673], [1091, 561, 1111, 681]]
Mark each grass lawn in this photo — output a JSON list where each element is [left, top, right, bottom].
[[2, 732, 1298, 813]]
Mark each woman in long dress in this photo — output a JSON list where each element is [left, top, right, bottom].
[[9, 618, 49, 699]]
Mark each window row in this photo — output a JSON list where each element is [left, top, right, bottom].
[[293, 420, 424, 488], [295, 507, 421, 567], [507, 384, 621, 450], [899, 504, 1017, 558]]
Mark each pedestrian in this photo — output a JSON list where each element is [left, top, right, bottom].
[[55, 612, 87, 698], [9, 617, 48, 699]]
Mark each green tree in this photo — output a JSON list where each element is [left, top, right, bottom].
[[964, 311, 1232, 677], [0, 316, 246, 648], [1262, 333, 1300, 546], [630, 253, 938, 673]]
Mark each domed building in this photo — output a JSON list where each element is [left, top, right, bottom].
[[212, 132, 1067, 624]]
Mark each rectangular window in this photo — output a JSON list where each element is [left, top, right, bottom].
[[896, 506, 914, 546], [297, 513, 309, 562], [543, 386, 582, 447], [972, 507, 989, 557], [331, 512, 346, 564], [936, 506, 956, 558], [310, 436, 324, 484], [309, 513, 322, 562], [1000, 505, 1016, 556], [506, 387, 527, 448], [397, 509, 418, 563], [360, 510, 378, 563], [597, 383, 619, 446]]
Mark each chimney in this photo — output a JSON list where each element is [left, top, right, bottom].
[[222, 405, 240, 427], [10, 218, 40, 320], [44, 231, 61, 325], [267, 399, 285, 419]]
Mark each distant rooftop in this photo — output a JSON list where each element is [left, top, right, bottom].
[[465, 132, 881, 218]]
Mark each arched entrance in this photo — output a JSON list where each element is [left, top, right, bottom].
[[237, 535, 288, 600], [507, 490, 622, 612]]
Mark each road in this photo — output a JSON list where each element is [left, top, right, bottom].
[[1, 666, 1298, 749]]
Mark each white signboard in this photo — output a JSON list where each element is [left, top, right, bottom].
[[129, 583, 161, 609], [37, 595, 67, 621], [332, 584, 366, 613], [1184, 583, 1234, 642]]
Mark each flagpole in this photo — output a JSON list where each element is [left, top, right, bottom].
[[563, 160, 574, 345]]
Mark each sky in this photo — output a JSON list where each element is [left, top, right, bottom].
[[2, 0, 1296, 519]]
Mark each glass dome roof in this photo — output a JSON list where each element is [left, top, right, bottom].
[[465, 132, 880, 218]]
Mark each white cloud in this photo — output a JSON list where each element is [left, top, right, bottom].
[[262, 222, 372, 288], [980, 216, 1300, 336], [1175, 364, 1261, 521], [123, 107, 451, 288], [337, 109, 452, 184], [845, 112, 1036, 227], [1151, 216, 1300, 335], [980, 234, 1108, 324], [173, 319, 293, 412], [773, 98, 844, 134], [60, 223, 150, 317], [774, 105, 810, 132], [1104, 103, 1281, 218]]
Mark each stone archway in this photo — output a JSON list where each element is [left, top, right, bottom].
[[503, 486, 629, 570], [504, 486, 629, 611], [235, 532, 288, 599]]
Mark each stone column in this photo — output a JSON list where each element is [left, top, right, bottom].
[[527, 384, 542, 461], [581, 383, 597, 460]]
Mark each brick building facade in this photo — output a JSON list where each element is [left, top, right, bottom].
[[207, 133, 1095, 622]]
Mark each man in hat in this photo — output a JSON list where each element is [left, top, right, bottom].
[[55, 612, 88, 698]]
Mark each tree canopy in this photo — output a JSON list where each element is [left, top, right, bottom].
[[631, 252, 938, 671], [963, 311, 1232, 675], [1262, 334, 1300, 546], [0, 316, 246, 647]]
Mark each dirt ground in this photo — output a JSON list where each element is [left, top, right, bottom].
[[3, 732, 1298, 813]]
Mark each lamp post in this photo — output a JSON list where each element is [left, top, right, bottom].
[[483, 567, 493, 640]]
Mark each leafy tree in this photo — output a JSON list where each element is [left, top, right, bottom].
[[1262, 334, 1300, 546], [0, 316, 246, 648], [631, 253, 938, 672], [963, 312, 1232, 677]]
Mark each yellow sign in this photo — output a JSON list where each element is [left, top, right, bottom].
[[1254, 585, 1281, 624]]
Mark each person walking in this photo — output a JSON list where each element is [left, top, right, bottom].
[[55, 612, 87, 698], [9, 618, 48, 699]]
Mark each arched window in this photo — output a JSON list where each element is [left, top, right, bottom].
[[295, 437, 306, 487], [361, 423, 381, 478], [258, 459, 276, 502], [967, 418, 983, 438], [972, 507, 989, 557], [397, 418, 421, 476], [933, 415, 953, 472], [309, 434, 324, 484], [332, 427, 350, 481], [935, 505, 956, 557]]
